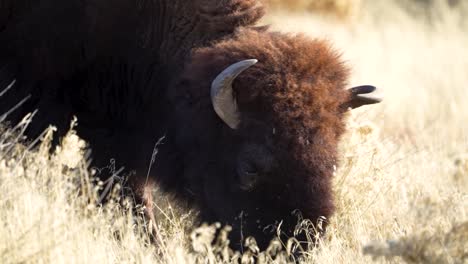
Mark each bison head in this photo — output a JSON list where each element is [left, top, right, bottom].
[[169, 29, 381, 250]]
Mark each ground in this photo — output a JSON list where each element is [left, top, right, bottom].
[[0, 1, 467, 263]]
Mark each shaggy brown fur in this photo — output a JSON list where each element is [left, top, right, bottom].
[[0, 0, 376, 251]]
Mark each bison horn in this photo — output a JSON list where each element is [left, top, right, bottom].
[[348, 85, 383, 109], [211, 59, 258, 129]]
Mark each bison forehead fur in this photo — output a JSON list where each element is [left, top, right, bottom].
[[0, 0, 379, 250]]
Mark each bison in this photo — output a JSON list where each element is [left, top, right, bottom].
[[0, 0, 381, 249]]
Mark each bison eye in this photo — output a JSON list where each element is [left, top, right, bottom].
[[245, 169, 258, 176], [237, 162, 259, 191]]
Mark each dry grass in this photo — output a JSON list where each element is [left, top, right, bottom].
[[363, 222, 468, 263], [1, 1, 467, 263]]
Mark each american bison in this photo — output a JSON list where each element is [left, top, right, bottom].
[[0, 0, 381, 249]]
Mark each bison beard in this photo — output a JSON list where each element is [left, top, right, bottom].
[[0, 0, 381, 250]]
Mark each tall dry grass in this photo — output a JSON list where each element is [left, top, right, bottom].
[[1, 0, 467, 263]]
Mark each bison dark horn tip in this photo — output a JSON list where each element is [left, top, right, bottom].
[[350, 85, 377, 95]]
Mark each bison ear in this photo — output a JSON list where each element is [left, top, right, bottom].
[[345, 85, 383, 109]]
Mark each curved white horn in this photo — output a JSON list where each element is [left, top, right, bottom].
[[211, 59, 258, 129]]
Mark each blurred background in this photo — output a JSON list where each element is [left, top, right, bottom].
[[266, 0, 466, 21]]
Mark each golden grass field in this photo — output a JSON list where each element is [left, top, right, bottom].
[[1, 1, 467, 263]]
